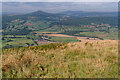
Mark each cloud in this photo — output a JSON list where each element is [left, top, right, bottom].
[[2, 2, 118, 13], [0, 3, 1, 13], [2, 0, 119, 2]]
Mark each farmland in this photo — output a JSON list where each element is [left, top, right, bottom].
[[2, 12, 118, 37]]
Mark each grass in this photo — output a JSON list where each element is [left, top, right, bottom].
[[49, 36, 79, 43], [2, 38, 36, 48], [2, 40, 118, 78], [78, 28, 118, 40], [3, 35, 26, 38]]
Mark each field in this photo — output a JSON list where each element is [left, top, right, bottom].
[[2, 40, 118, 78], [79, 31, 118, 40], [43, 34, 74, 37], [49, 36, 79, 43], [2, 37, 36, 48], [43, 33, 101, 42]]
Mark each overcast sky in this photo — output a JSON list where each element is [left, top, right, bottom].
[[2, 2, 118, 13], [1, 0, 119, 2]]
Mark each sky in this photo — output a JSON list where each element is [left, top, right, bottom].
[[1, 0, 119, 2], [2, 2, 118, 13]]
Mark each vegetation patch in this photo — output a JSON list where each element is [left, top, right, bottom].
[[2, 40, 118, 78]]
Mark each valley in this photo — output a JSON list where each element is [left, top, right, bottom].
[[2, 10, 118, 48]]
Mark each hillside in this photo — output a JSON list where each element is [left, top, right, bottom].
[[61, 11, 118, 17], [2, 10, 118, 48], [56, 17, 118, 26], [2, 10, 66, 30], [2, 10, 118, 30], [2, 40, 118, 78]]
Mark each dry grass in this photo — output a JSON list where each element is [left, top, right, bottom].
[[2, 40, 118, 78], [44, 33, 101, 42], [44, 34, 74, 37]]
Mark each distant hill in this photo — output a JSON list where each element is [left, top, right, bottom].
[[27, 11, 59, 17], [2, 10, 118, 31], [2, 10, 67, 29], [61, 11, 118, 17], [52, 17, 118, 27]]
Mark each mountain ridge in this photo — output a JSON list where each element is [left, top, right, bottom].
[[60, 10, 118, 17]]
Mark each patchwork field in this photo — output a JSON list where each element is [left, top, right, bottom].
[[2, 40, 118, 78]]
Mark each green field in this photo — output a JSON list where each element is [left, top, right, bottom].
[[79, 31, 118, 40], [2, 37, 36, 48], [49, 36, 80, 43]]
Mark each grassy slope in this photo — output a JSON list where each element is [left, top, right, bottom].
[[2, 40, 118, 78]]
